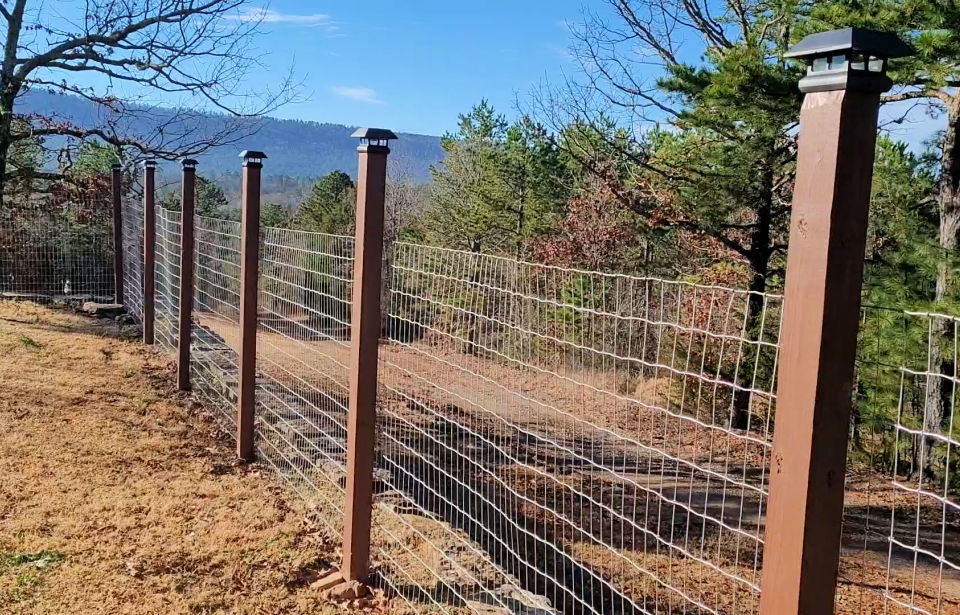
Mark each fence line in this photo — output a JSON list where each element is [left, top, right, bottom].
[[0, 195, 955, 614], [114, 209, 960, 614]]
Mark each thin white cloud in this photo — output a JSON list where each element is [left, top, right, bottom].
[[231, 8, 336, 29], [332, 86, 385, 105]]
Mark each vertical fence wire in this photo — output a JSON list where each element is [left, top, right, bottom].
[[154, 206, 181, 354], [192, 215, 243, 436], [252, 227, 355, 537], [369, 242, 782, 615], [121, 193, 144, 320]]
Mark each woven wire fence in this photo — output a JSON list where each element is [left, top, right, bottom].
[[154, 206, 181, 353], [0, 190, 114, 300], [252, 228, 355, 536], [121, 194, 144, 322], [192, 215, 242, 434], [370, 242, 782, 615], [10, 200, 956, 615], [839, 306, 960, 615]]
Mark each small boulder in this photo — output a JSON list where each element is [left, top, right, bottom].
[[82, 302, 126, 317]]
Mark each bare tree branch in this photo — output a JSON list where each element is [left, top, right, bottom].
[[0, 0, 298, 205]]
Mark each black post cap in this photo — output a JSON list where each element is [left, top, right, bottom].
[[181, 158, 198, 169], [786, 27, 914, 94], [239, 150, 266, 168], [352, 127, 397, 153], [785, 27, 913, 61], [351, 128, 398, 141]]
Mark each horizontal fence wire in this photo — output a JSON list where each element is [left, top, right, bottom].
[[253, 227, 355, 537], [192, 215, 242, 436], [371, 242, 782, 615], [0, 192, 114, 301], [121, 194, 144, 322], [154, 206, 181, 353]]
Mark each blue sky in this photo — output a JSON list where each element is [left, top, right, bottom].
[[243, 1, 585, 136], [32, 1, 944, 148], [226, 1, 942, 147]]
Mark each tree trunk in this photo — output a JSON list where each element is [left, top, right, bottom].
[[920, 99, 960, 477], [0, 1, 28, 211], [731, 170, 774, 431], [731, 257, 770, 430]]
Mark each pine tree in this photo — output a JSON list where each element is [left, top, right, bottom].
[[296, 171, 355, 235]]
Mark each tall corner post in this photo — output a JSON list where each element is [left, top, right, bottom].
[[111, 163, 124, 303], [176, 159, 198, 391], [341, 128, 396, 583], [237, 150, 266, 462], [142, 160, 157, 345], [759, 29, 913, 615]]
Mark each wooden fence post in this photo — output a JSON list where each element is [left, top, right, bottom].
[[142, 159, 157, 345], [759, 29, 913, 615], [339, 128, 396, 585], [111, 163, 123, 303], [237, 150, 265, 462], [176, 159, 198, 392]]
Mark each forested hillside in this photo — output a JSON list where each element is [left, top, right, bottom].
[[17, 90, 443, 182]]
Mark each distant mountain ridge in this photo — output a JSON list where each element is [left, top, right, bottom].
[[18, 90, 444, 182]]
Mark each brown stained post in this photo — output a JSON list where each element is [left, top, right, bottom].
[[176, 159, 198, 391], [759, 29, 912, 615], [341, 128, 395, 583], [142, 160, 157, 345], [236, 150, 265, 462], [111, 163, 124, 303]]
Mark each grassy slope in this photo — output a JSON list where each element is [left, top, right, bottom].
[[0, 301, 348, 614]]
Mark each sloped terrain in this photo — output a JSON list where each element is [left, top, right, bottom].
[[0, 301, 351, 614]]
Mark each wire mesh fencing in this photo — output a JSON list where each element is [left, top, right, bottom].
[[192, 215, 243, 435], [253, 228, 355, 537], [120, 194, 144, 321], [370, 243, 782, 615], [839, 306, 960, 615], [8, 197, 959, 615], [154, 206, 181, 353], [0, 189, 115, 301]]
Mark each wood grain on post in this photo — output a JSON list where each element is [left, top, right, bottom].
[[142, 160, 157, 345], [176, 159, 198, 392], [759, 29, 911, 615], [341, 129, 394, 583], [111, 164, 123, 303], [236, 151, 265, 462]]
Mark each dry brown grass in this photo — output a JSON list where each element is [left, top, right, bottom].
[[0, 300, 357, 614]]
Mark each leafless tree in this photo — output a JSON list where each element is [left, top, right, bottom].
[[385, 157, 428, 245], [0, 0, 295, 205]]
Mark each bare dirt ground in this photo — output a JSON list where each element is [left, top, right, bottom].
[[0, 301, 366, 614]]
